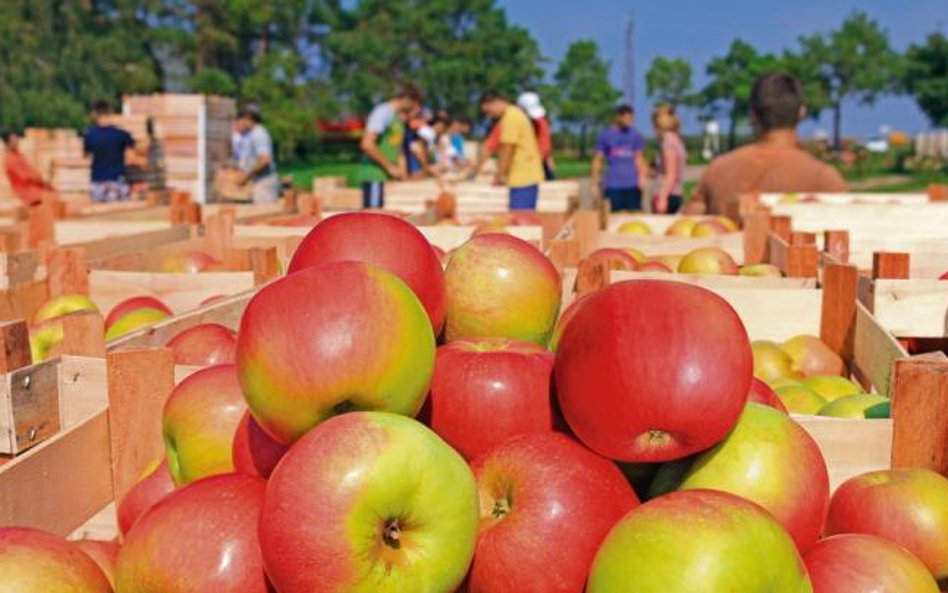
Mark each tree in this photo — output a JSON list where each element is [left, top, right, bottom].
[[903, 32, 948, 127], [318, 0, 544, 119], [699, 40, 783, 148], [550, 40, 621, 159], [645, 56, 693, 106], [797, 11, 899, 146]]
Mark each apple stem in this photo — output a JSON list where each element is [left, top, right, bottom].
[[383, 520, 401, 549], [491, 498, 510, 519]]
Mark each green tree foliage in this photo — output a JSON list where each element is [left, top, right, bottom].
[[318, 0, 544, 119], [796, 11, 899, 146], [903, 32, 948, 127], [645, 56, 693, 107], [699, 40, 783, 148], [549, 40, 621, 158]]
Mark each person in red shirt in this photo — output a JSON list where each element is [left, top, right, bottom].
[[2, 131, 48, 206]]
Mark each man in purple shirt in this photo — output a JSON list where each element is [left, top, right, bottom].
[[591, 105, 649, 211]]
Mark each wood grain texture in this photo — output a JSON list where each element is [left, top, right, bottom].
[[60, 313, 106, 358], [741, 210, 771, 265], [45, 247, 88, 297], [852, 302, 909, 396], [872, 252, 910, 280], [821, 262, 859, 363], [823, 230, 850, 264], [0, 360, 62, 455], [891, 353, 948, 475], [0, 320, 31, 372], [794, 415, 893, 491]]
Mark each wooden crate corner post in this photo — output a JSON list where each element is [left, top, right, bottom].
[[820, 261, 859, 367], [44, 247, 89, 297], [890, 353, 948, 476]]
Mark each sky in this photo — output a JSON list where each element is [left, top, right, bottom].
[[498, 0, 946, 138]]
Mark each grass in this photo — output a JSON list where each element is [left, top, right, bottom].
[[863, 176, 948, 193]]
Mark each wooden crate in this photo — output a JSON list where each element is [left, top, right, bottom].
[[383, 179, 580, 214]]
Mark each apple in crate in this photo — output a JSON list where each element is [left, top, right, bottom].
[[287, 211, 446, 332], [163, 364, 247, 485], [804, 534, 938, 593], [115, 473, 270, 593], [740, 263, 782, 277], [427, 338, 555, 460], [752, 340, 802, 383], [749, 377, 788, 412], [664, 217, 696, 236], [74, 540, 120, 588], [237, 261, 436, 444], [826, 468, 948, 581], [677, 247, 739, 275], [638, 260, 673, 273], [802, 375, 862, 401], [818, 394, 889, 419], [117, 458, 176, 535], [775, 383, 828, 414], [30, 293, 100, 362], [232, 411, 289, 479], [31, 293, 99, 326], [468, 432, 639, 593], [0, 527, 112, 592], [587, 490, 812, 592], [260, 412, 478, 593], [617, 219, 652, 235], [690, 218, 730, 237], [105, 296, 172, 333], [555, 280, 752, 461], [782, 334, 845, 377], [659, 403, 830, 552], [444, 233, 561, 346], [584, 247, 640, 271], [166, 323, 237, 366], [105, 307, 172, 342], [160, 250, 220, 273]]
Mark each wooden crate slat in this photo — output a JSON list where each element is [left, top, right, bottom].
[[88, 270, 255, 316], [852, 302, 909, 396], [891, 353, 948, 475], [793, 415, 892, 491], [0, 361, 62, 455], [868, 278, 948, 339]]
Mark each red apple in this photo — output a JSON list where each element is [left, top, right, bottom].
[[260, 412, 479, 592], [0, 528, 111, 591], [549, 293, 590, 352], [74, 539, 120, 588], [826, 468, 948, 580], [444, 233, 561, 346], [638, 260, 673, 273], [160, 250, 220, 273], [236, 262, 436, 444], [690, 218, 730, 237], [114, 473, 269, 593], [555, 280, 752, 461], [116, 458, 176, 535], [804, 534, 939, 593], [232, 411, 289, 479], [584, 248, 640, 271], [587, 490, 811, 591], [105, 296, 172, 332], [939, 271, 948, 280], [165, 323, 237, 366], [677, 247, 740, 275], [287, 211, 446, 332], [669, 403, 830, 552], [468, 432, 639, 593], [428, 338, 555, 460], [163, 364, 246, 485], [749, 377, 789, 412]]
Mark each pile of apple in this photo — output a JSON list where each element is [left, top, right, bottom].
[[752, 336, 889, 418], [586, 245, 781, 277], [617, 215, 738, 238], [4, 211, 948, 592]]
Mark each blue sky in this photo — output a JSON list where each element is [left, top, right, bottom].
[[499, 0, 946, 137]]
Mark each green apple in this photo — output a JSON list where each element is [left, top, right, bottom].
[[740, 264, 783, 277], [29, 319, 65, 363], [752, 340, 802, 383], [776, 384, 827, 414], [587, 489, 812, 592], [105, 307, 172, 342], [818, 394, 890, 419], [31, 293, 99, 326], [802, 375, 862, 402]]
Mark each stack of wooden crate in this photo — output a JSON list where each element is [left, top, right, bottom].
[[123, 94, 236, 204], [19, 129, 89, 207]]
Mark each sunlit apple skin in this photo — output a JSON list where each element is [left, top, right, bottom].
[[163, 364, 246, 485], [638, 261, 673, 273], [117, 458, 176, 535], [468, 432, 639, 593], [428, 338, 554, 460], [236, 261, 435, 444], [0, 528, 110, 592], [585, 248, 640, 271], [749, 377, 788, 412], [105, 296, 172, 332], [160, 250, 219, 273], [752, 340, 802, 383], [664, 218, 696, 237], [802, 375, 861, 401], [165, 323, 237, 366], [690, 218, 729, 237], [617, 220, 652, 235], [741, 264, 783, 277], [31, 293, 99, 326], [232, 411, 289, 479], [782, 335, 845, 378], [818, 394, 889, 418], [555, 280, 752, 462], [826, 468, 948, 581], [114, 473, 270, 593], [673, 403, 830, 552], [804, 534, 939, 593], [677, 247, 739, 275], [548, 292, 591, 352], [776, 384, 828, 414], [587, 490, 812, 592], [287, 212, 446, 333], [74, 539, 120, 588], [444, 233, 561, 346], [105, 307, 172, 341], [260, 412, 478, 593]]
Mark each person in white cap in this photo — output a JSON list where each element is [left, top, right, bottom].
[[517, 92, 556, 180]]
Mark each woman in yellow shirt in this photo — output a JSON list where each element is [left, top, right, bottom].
[[479, 91, 544, 210]]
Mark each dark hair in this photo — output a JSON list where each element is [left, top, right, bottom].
[[615, 104, 634, 116], [239, 105, 263, 124], [396, 85, 424, 105], [92, 100, 111, 115], [479, 90, 505, 106], [750, 72, 803, 132], [0, 130, 15, 145], [430, 115, 450, 127]]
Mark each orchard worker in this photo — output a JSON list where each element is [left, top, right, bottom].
[[2, 131, 49, 207], [479, 91, 544, 210], [650, 104, 687, 214], [234, 105, 280, 204], [84, 100, 136, 203], [591, 104, 649, 212], [359, 86, 424, 208], [517, 92, 556, 180], [686, 72, 846, 218]]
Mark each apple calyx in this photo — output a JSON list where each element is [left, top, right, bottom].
[[491, 497, 511, 519], [383, 519, 402, 549], [637, 430, 672, 448]]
